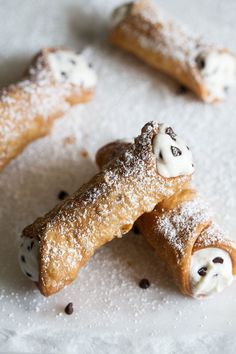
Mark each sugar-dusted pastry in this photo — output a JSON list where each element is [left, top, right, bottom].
[[19, 122, 193, 296], [0, 48, 96, 171], [110, 0, 236, 103], [138, 190, 236, 298], [97, 142, 236, 298]]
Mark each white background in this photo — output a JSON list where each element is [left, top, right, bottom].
[[0, 0, 236, 353]]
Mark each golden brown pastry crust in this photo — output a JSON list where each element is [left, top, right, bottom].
[[23, 122, 191, 296], [109, 0, 234, 103], [0, 48, 95, 171], [96, 140, 131, 169]]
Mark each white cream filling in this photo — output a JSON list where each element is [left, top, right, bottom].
[[48, 50, 97, 88], [196, 50, 236, 100], [111, 3, 130, 27], [153, 123, 194, 178], [190, 248, 234, 298], [19, 236, 39, 282]]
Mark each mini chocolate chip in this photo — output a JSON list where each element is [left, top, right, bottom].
[[224, 86, 229, 93], [26, 272, 32, 278], [139, 278, 150, 289], [177, 85, 188, 94], [21, 255, 26, 263], [186, 146, 190, 150], [192, 163, 194, 167], [165, 127, 177, 141], [196, 56, 205, 70], [199, 59, 205, 69], [133, 225, 140, 234], [198, 267, 207, 276], [58, 190, 69, 200], [65, 302, 73, 315], [89, 63, 93, 68], [214, 274, 219, 277], [27, 241, 34, 251], [70, 59, 76, 65], [171, 146, 182, 157], [61, 71, 68, 78], [213, 257, 224, 264]]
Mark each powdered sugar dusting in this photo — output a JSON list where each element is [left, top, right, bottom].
[[0, 0, 236, 351], [155, 197, 210, 261], [154, 195, 235, 268], [196, 222, 234, 249]]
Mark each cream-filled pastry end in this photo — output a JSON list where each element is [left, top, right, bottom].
[[190, 247, 234, 298]]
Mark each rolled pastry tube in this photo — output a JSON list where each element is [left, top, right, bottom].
[[19, 122, 193, 296], [138, 190, 236, 298], [0, 47, 96, 171], [97, 141, 236, 298], [110, 0, 236, 103]]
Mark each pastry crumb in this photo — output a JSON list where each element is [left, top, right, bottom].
[[63, 135, 76, 146], [80, 149, 89, 158]]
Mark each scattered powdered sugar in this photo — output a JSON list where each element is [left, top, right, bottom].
[[0, 0, 236, 352], [196, 222, 235, 249], [155, 197, 211, 261]]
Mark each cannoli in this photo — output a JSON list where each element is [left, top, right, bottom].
[[0, 47, 96, 171], [109, 0, 236, 102], [138, 190, 236, 298], [19, 122, 193, 296], [97, 141, 236, 298]]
